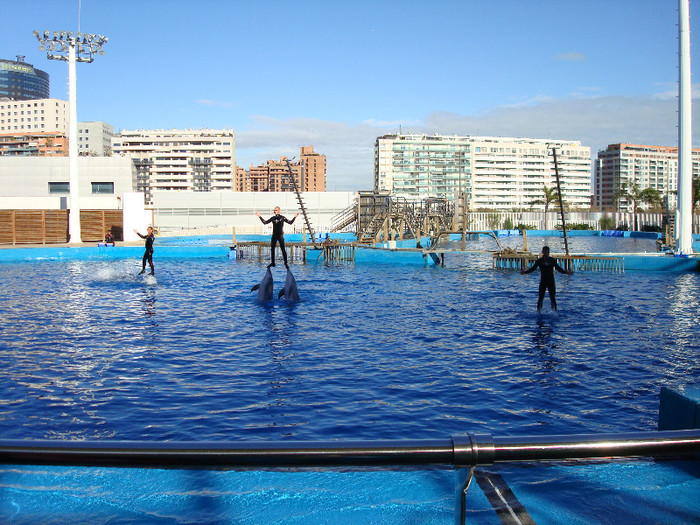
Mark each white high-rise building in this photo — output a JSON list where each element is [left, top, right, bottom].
[[374, 134, 591, 210], [78, 121, 114, 156], [113, 129, 235, 205]]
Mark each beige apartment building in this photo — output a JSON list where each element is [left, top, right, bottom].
[[594, 143, 700, 211], [0, 98, 68, 134], [239, 146, 327, 192], [113, 128, 236, 205]]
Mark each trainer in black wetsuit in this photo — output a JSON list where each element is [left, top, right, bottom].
[[134, 226, 155, 275], [256, 207, 299, 268], [521, 246, 572, 310]]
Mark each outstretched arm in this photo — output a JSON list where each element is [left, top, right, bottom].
[[133, 229, 146, 239], [521, 259, 539, 275], [554, 260, 573, 275], [256, 211, 271, 224], [285, 213, 300, 225]]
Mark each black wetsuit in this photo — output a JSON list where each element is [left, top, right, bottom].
[[523, 255, 568, 310], [259, 214, 296, 267], [137, 232, 155, 275]]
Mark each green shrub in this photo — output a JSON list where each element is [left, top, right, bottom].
[[599, 215, 615, 230]]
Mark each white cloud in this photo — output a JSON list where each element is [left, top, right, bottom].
[[196, 99, 235, 109], [234, 94, 700, 192], [554, 52, 588, 62]]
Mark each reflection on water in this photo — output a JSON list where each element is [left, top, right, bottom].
[[531, 318, 561, 376], [0, 239, 698, 443]]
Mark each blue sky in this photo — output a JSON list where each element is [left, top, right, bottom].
[[2, 0, 699, 190]]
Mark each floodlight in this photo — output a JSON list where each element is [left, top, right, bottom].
[[60, 31, 66, 38], [33, 30, 39, 37], [43, 30, 49, 38]]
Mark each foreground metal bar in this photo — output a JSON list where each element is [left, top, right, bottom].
[[1, 430, 698, 525], [0, 430, 698, 469]]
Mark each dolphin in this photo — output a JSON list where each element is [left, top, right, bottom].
[[278, 269, 300, 301], [251, 268, 274, 301]]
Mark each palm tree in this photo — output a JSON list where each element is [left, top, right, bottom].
[[613, 181, 662, 231], [693, 175, 700, 213], [530, 185, 559, 230]]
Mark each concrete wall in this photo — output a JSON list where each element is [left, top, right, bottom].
[[0, 156, 135, 210], [151, 191, 356, 233]]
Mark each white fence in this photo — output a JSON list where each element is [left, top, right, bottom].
[[465, 211, 700, 233]]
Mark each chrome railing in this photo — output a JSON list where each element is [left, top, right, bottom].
[[1, 429, 699, 524]]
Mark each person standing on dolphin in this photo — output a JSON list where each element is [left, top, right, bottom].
[[256, 207, 299, 269], [521, 245, 573, 311], [134, 226, 155, 276]]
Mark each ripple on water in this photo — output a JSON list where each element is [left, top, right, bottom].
[[0, 248, 698, 441]]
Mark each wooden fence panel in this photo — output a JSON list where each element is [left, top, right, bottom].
[[0, 210, 14, 244], [44, 210, 69, 243], [14, 211, 45, 244], [80, 210, 105, 242], [80, 210, 124, 241], [0, 209, 122, 244]]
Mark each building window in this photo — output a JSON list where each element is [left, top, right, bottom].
[[91, 182, 114, 194], [48, 182, 69, 193]]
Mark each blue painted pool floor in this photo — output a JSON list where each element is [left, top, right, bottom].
[[0, 458, 697, 524]]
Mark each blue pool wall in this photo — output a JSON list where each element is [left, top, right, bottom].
[[1, 230, 699, 271], [659, 385, 700, 431]]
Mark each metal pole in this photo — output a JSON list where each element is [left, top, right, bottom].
[[68, 42, 81, 243], [33, 30, 108, 243], [0, 430, 698, 469], [677, 0, 693, 254], [551, 148, 570, 257]]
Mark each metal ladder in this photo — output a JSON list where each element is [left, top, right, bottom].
[[285, 159, 315, 243]]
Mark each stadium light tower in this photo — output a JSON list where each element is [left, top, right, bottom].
[[33, 30, 108, 244]]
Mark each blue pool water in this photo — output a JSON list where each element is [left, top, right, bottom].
[[0, 235, 698, 523]]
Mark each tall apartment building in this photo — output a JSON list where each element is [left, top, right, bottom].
[[78, 121, 114, 156], [594, 143, 700, 211], [375, 134, 591, 210], [0, 56, 50, 101], [239, 146, 327, 192], [0, 98, 68, 134], [300, 145, 326, 191], [112, 129, 235, 205]]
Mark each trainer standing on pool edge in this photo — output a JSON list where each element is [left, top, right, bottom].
[[521, 245, 573, 311], [256, 207, 298, 269]]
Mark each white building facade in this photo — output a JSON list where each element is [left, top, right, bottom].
[[151, 190, 356, 233], [78, 121, 114, 156], [112, 129, 236, 205], [0, 98, 68, 134], [0, 156, 135, 209], [375, 134, 591, 210]]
